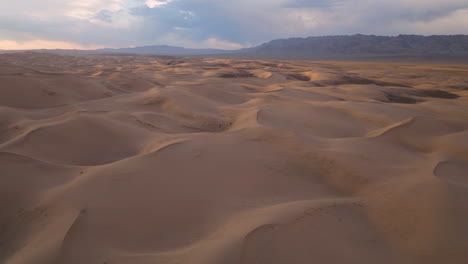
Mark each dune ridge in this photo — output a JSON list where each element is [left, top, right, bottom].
[[1, 52, 467, 264]]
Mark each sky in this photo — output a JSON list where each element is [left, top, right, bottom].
[[0, 0, 467, 50]]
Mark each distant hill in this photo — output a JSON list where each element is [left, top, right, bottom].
[[3, 35, 468, 62], [95, 35, 468, 62], [238, 34, 468, 60], [97, 45, 234, 56]]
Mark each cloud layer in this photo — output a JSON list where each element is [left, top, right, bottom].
[[0, 0, 467, 49]]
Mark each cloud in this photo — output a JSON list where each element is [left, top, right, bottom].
[[145, 0, 174, 8], [203, 37, 245, 49], [0, 39, 104, 50], [391, 8, 468, 35], [0, 0, 467, 49], [93, 10, 114, 23]]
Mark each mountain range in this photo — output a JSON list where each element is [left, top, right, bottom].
[[97, 34, 468, 61], [243, 34, 468, 57], [2, 34, 468, 61], [97, 45, 231, 56]]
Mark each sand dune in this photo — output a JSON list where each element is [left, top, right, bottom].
[[1, 52, 467, 264]]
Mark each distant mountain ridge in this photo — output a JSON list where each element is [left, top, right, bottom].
[[93, 35, 468, 61], [3, 34, 468, 62], [97, 45, 233, 56], [243, 34, 468, 56]]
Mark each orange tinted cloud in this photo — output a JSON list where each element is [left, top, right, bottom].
[[0, 39, 105, 50]]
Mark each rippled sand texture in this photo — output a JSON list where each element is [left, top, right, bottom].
[[1, 52, 468, 264]]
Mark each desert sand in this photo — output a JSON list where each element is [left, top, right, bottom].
[[0, 52, 467, 264]]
